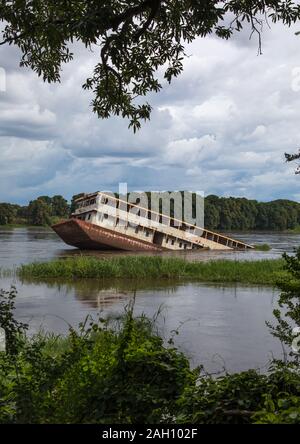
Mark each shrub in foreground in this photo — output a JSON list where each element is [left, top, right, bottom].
[[0, 289, 192, 424], [0, 286, 300, 424]]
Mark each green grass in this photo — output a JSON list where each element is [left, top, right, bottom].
[[254, 243, 271, 251], [0, 224, 32, 229], [18, 256, 286, 285], [286, 225, 300, 234]]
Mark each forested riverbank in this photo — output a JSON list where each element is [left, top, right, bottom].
[[1, 194, 300, 231]]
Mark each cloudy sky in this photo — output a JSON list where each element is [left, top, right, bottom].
[[0, 21, 300, 205]]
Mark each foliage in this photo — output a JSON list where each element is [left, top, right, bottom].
[[254, 394, 300, 423], [51, 195, 70, 217], [178, 366, 300, 424], [0, 287, 28, 355], [285, 150, 300, 174], [1, 1, 300, 129], [0, 289, 192, 424], [0, 203, 20, 225], [0, 196, 70, 226], [268, 248, 300, 365], [17, 256, 285, 285], [0, 288, 300, 424], [254, 244, 271, 251], [27, 199, 52, 226], [204, 195, 300, 231]]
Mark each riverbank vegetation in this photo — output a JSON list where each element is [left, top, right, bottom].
[[0, 196, 69, 226], [287, 225, 300, 234], [254, 244, 271, 251], [18, 256, 285, 285], [0, 280, 300, 424], [205, 196, 300, 231]]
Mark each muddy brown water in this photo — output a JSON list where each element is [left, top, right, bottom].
[[0, 227, 299, 372]]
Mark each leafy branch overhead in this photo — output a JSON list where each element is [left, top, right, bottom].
[[1, 1, 300, 130], [285, 151, 300, 174]]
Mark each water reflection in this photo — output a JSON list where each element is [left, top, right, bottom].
[[0, 274, 283, 373], [18, 276, 182, 309]]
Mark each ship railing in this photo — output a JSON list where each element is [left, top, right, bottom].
[[95, 193, 253, 250], [73, 203, 98, 214]]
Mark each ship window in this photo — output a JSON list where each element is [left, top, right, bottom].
[[104, 214, 108, 219], [179, 242, 182, 248], [166, 238, 169, 244], [145, 230, 149, 237], [171, 239, 175, 245], [184, 244, 187, 250], [87, 214, 92, 221], [135, 227, 139, 234], [102, 198, 109, 204]]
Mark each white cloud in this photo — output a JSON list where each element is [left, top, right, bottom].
[[0, 22, 299, 203]]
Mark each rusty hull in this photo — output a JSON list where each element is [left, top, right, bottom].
[[52, 219, 165, 252]]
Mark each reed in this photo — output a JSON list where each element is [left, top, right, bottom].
[[18, 256, 286, 285], [254, 243, 271, 251]]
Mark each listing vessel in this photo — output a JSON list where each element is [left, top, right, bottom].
[[52, 192, 253, 252]]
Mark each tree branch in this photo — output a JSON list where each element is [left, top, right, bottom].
[[133, 0, 161, 42]]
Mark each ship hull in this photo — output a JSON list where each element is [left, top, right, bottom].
[[52, 219, 165, 252]]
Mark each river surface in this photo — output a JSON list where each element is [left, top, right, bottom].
[[0, 227, 299, 373], [0, 227, 299, 269]]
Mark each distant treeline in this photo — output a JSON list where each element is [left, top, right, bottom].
[[205, 195, 300, 231], [0, 194, 299, 231], [0, 196, 69, 226]]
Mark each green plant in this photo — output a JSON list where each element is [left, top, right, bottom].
[[177, 366, 300, 424], [0, 287, 28, 355], [17, 256, 285, 285], [0, 290, 193, 424], [268, 248, 300, 364], [254, 244, 271, 252], [1, 283, 300, 424]]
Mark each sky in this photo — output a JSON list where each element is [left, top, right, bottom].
[[0, 20, 300, 205]]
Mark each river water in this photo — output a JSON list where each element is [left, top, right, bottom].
[[0, 227, 299, 373]]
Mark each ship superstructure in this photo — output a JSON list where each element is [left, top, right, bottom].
[[52, 192, 253, 251]]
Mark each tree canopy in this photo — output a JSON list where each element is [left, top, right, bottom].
[[0, 195, 70, 226], [204, 195, 300, 231], [1, 1, 300, 130]]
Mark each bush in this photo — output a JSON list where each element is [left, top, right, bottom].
[[0, 290, 192, 424], [0, 287, 300, 424], [177, 366, 300, 424]]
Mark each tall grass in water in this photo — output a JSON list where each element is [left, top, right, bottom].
[[18, 256, 285, 285], [254, 244, 271, 251]]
